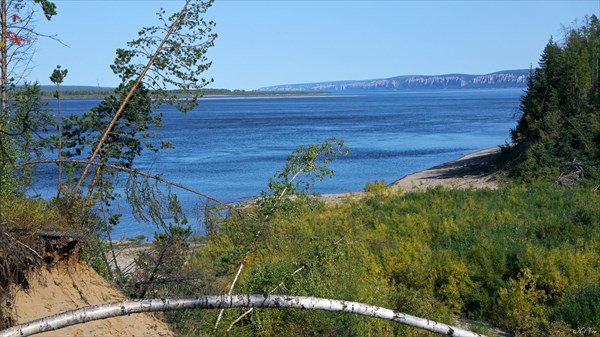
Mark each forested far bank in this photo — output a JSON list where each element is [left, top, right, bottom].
[[36, 86, 330, 99]]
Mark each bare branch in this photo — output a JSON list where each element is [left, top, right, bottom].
[[213, 263, 244, 330], [15, 158, 227, 207], [3, 232, 42, 260]]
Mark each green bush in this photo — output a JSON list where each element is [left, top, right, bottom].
[[553, 285, 600, 329], [364, 180, 388, 193]]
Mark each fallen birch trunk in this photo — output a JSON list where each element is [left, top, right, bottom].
[[1, 294, 485, 337]]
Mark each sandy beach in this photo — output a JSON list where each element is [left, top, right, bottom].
[[390, 146, 501, 192], [320, 146, 501, 204]]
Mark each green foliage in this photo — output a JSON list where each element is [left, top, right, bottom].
[[364, 179, 387, 193], [58, 0, 217, 237], [259, 138, 348, 217], [553, 285, 600, 329], [62, 81, 159, 167], [0, 83, 54, 200], [60, 79, 164, 233], [182, 183, 600, 336], [128, 222, 192, 298], [495, 268, 548, 334], [49, 65, 68, 97], [506, 16, 600, 183], [79, 239, 111, 280], [32, 0, 57, 20], [117, 0, 217, 112], [159, 140, 349, 335], [0, 195, 83, 231]]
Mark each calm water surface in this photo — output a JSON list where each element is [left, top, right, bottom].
[[33, 89, 522, 238]]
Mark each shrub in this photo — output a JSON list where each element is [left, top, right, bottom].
[[364, 180, 388, 193], [553, 285, 600, 329]]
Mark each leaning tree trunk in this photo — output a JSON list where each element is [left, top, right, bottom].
[[1, 0, 7, 120], [72, 0, 192, 194], [0, 294, 485, 337]]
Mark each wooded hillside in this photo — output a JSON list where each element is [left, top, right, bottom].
[[506, 15, 600, 184]]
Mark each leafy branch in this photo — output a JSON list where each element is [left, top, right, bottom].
[[214, 138, 348, 330]]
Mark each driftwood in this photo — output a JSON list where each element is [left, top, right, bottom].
[[0, 294, 485, 337], [556, 159, 586, 186]]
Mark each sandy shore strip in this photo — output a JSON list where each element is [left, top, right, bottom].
[[390, 146, 501, 192], [320, 146, 501, 204]]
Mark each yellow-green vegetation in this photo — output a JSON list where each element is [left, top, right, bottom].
[[363, 179, 388, 193], [170, 182, 599, 336], [1, 193, 100, 232], [1, 197, 70, 231]]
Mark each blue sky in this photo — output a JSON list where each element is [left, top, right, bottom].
[[31, 0, 598, 90]]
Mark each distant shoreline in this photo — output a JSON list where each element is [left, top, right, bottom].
[[38, 88, 331, 100], [199, 94, 357, 100]]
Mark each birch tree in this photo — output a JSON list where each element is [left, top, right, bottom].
[[213, 139, 348, 329], [0, 295, 486, 337], [1, 0, 56, 118]]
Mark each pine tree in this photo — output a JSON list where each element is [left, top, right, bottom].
[[507, 15, 600, 182]]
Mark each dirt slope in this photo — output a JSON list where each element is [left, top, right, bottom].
[[13, 260, 174, 337]]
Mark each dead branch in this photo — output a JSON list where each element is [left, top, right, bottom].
[[2, 233, 41, 261], [556, 159, 586, 186], [14, 159, 227, 207]]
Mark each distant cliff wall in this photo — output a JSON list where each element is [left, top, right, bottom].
[[260, 69, 529, 91]]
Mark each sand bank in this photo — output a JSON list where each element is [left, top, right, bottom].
[[390, 146, 501, 192], [320, 146, 501, 204]]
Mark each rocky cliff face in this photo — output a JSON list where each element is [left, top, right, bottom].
[[260, 69, 529, 91]]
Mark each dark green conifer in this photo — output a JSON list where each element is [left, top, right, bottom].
[[507, 16, 600, 182]]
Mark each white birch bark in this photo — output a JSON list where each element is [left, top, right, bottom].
[[227, 265, 306, 331], [213, 262, 244, 329], [0, 294, 485, 337]]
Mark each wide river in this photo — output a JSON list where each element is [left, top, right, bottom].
[[34, 89, 522, 238]]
